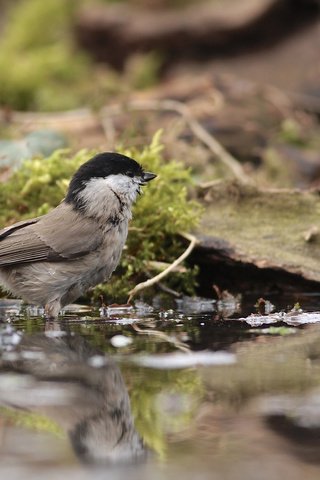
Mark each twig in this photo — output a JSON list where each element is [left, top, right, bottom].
[[198, 179, 224, 189], [8, 108, 94, 125], [102, 99, 252, 185], [144, 270, 181, 297], [127, 232, 198, 303], [155, 281, 181, 298]]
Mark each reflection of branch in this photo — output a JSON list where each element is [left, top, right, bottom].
[[132, 323, 190, 353], [127, 233, 198, 303], [102, 99, 252, 185]]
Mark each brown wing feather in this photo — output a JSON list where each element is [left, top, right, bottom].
[[0, 218, 40, 240], [0, 202, 104, 267]]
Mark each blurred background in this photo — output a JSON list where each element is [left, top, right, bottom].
[[0, 0, 319, 188], [0, 0, 319, 193], [0, 0, 319, 111]]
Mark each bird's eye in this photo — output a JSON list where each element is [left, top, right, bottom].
[[126, 172, 134, 178]]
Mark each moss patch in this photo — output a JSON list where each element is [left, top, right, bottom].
[[199, 182, 320, 282]]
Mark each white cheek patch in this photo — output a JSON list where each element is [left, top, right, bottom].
[[104, 174, 140, 203], [104, 174, 132, 192], [78, 175, 140, 219], [79, 178, 115, 206]]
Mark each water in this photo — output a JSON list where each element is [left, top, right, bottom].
[[1, 293, 320, 480]]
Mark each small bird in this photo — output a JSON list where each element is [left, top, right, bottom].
[[0, 152, 156, 318]]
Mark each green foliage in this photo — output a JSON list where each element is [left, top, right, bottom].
[[0, 135, 203, 301], [279, 118, 306, 146], [0, 0, 162, 111], [0, 149, 94, 224], [0, 0, 90, 110], [125, 52, 164, 90], [3, 0, 75, 51]]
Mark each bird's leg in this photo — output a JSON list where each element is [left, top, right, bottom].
[[44, 300, 62, 332], [44, 299, 61, 321]]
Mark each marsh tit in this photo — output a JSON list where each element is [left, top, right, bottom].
[[0, 152, 156, 318]]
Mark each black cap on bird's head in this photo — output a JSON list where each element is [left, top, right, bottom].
[[65, 152, 156, 206]]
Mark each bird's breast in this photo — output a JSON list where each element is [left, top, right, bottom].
[[97, 219, 129, 273]]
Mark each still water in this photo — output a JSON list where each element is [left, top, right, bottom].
[[1, 293, 320, 480]]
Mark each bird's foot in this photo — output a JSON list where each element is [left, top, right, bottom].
[[44, 300, 61, 321]]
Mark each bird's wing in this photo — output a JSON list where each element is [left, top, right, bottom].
[[0, 217, 40, 239], [0, 203, 104, 267]]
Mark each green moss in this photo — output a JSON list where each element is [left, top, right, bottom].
[[0, 134, 203, 301], [0, 0, 91, 111], [0, 0, 162, 111], [125, 52, 164, 90], [0, 148, 94, 223], [2, 0, 75, 51], [261, 148, 293, 187], [279, 118, 306, 146]]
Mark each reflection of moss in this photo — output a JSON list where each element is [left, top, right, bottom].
[[0, 134, 203, 301], [122, 365, 203, 458], [0, 406, 64, 437]]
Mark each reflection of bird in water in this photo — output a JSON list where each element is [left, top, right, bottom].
[[0, 333, 146, 465]]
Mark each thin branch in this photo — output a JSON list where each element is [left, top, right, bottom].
[[156, 282, 181, 297], [97, 110, 116, 147], [102, 99, 252, 185], [8, 108, 93, 124], [127, 233, 198, 303]]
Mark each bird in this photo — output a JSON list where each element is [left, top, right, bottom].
[[0, 152, 156, 319]]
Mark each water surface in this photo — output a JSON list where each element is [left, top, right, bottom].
[[1, 293, 320, 480]]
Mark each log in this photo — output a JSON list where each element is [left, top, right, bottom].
[[74, 0, 320, 70], [193, 181, 320, 293]]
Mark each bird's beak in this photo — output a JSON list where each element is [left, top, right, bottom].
[[143, 172, 157, 182], [138, 172, 156, 189]]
